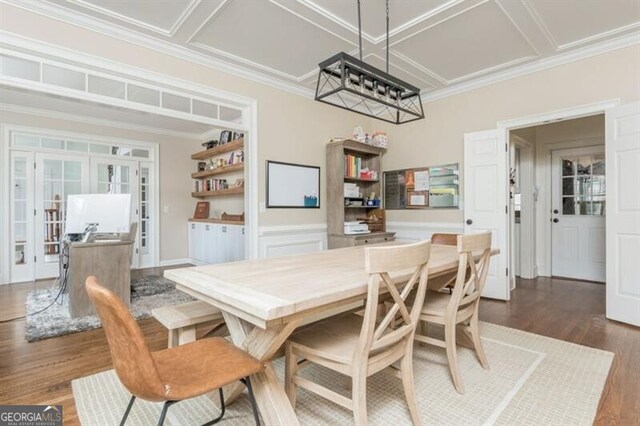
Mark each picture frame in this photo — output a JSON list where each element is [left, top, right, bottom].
[[220, 130, 232, 144], [193, 201, 210, 219], [266, 160, 320, 208]]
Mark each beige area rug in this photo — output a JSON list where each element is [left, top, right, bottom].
[[72, 322, 613, 425]]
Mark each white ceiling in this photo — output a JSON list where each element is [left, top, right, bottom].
[[8, 0, 640, 98]]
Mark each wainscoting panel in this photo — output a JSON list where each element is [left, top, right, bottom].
[[258, 224, 327, 258]]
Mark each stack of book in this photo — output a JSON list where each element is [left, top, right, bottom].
[[344, 154, 362, 178]]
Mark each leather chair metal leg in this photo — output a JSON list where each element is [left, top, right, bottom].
[[243, 377, 261, 426], [157, 401, 176, 426], [120, 395, 136, 426], [202, 388, 225, 426]]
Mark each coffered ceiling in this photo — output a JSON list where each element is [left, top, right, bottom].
[[7, 0, 640, 99]]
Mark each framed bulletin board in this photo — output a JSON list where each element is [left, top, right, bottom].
[[266, 161, 320, 208], [384, 163, 459, 209]]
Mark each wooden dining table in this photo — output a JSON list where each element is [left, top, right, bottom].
[[165, 242, 498, 425]]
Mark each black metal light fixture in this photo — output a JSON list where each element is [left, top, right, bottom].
[[315, 0, 424, 125]]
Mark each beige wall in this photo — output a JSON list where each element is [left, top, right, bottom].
[[0, 3, 370, 233], [0, 111, 202, 262], [382, 44, 640, 224]]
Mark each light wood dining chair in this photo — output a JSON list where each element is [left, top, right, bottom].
[[85, 276, 263, 426], [414, 232, 492, 394], [285, 241, 431, 425]]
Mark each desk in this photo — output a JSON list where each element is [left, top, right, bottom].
[[68, 240, 133, 318], [165, 243, 498, 425]]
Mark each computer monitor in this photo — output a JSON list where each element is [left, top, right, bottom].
[[65, 194, 132, 235]]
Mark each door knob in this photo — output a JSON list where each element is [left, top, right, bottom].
[[466, 219, 473, 225], [553, 209, 559, 214], [553, 218, 559, 223]]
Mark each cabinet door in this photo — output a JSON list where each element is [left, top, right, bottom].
[[226, 225, 243, 262], [238, 226, 246, 261], [192, 222, 205, 262], [203, 224, 214, 264], [188, 222, 197, 260], [219, 225, 230, 263]]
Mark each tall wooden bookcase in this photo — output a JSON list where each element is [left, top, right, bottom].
[[327, 139, 395, 249]]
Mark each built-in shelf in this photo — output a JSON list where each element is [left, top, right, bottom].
[[188, 218, 245, 225], [344, 176, 379, 183], [191, 138, 244, 160], [191, 187, 244, 198], [192, 163, 244, 179]]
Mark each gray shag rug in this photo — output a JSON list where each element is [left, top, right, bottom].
[[25, 275, 195, 342]]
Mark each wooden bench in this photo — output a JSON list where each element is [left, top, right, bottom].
[[152, 301, 225, 348]]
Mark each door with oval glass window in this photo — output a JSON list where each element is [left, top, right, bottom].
[[551, 146, 605, 282]]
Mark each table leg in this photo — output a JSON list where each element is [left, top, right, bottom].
[[222, 312, 302, 425]]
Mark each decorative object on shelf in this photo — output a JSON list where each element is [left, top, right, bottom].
[[220, 130, 232, 144], [197, 162, 206, 172], [234, 178, 245, 188], [315, 0, 424, 124], [221, 212, 244, 223], [202, 140, 218, 150], [232, 131, 244, 141], [193, 201, 210, 219], [266, 160, 321, 208]]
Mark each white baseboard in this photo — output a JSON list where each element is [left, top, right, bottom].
[[258, 224, 327, 258], [159, 258, 192, 267], [387, 221, 464, 242]]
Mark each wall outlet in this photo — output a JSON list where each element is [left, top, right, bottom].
[[163, 205, 169, 213]]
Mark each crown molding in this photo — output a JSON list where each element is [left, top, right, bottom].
[[421, 31, 640, 102], [0, 0, 315, 99], [0, 103, 203, 140]]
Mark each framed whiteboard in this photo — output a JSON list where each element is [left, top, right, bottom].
[[266, 161, 320, 208]]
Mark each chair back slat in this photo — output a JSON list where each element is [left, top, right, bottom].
[[85, 277, 167, 401], [447, 233, 492, 314], [357, 241, 431, 360]]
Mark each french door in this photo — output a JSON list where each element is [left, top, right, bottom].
[[551, 147, 606, 282], [90, 157, 141, 267], [35, 153, 90, 279]]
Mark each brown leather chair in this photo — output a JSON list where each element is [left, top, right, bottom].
[[85, 276, 263, 425], [431, 233, 459, 246]]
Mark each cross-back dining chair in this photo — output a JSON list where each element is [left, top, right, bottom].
[[414, 232, 492, 394], [85, 276, 263, 426], [285, 240, 431, 425]]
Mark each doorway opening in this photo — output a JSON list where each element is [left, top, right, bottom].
[[509, 114, 606, 285]]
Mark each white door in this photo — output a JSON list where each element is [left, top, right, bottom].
[[551, 147, 606, 282], [91, 158, 139, 267], [464, 129, 509, 300], [9, 151, 34, 283], [138, 163, 155, 268], [605, 102, 640, 326], [35, 153, 90, 279]]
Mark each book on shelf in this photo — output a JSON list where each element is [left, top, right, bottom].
[[343, 154, 379, 180], [193, 178, 229, 193]]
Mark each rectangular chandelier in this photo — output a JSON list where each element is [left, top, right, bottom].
[[315, 52, 424, 125]]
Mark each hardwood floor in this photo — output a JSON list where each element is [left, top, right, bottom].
[[0, 271, 638, 425]]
